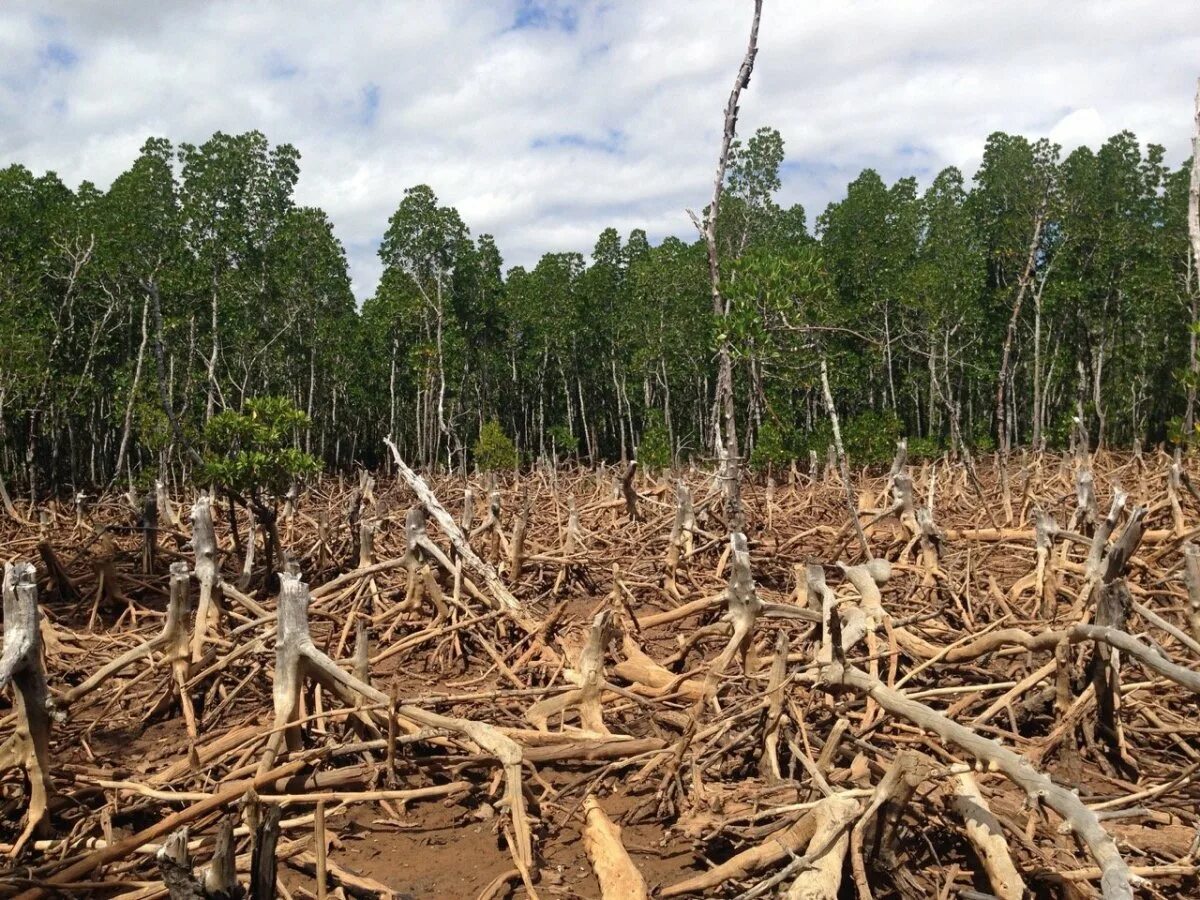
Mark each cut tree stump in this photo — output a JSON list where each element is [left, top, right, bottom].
[[0, 561, 55, 855]]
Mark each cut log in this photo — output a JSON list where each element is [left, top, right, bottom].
[[952, 773, 1025, 900], [582, 795, 648, 900], [785, 793, 859, 899]]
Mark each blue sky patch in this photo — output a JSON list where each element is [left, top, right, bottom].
[[511, 0, 579, 33], [265, 52, 300, 80], [40, 41, 78, 69], [360, 83, 381, 127], [532, 128, 624, 154]]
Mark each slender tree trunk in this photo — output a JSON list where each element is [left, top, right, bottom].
[[435, 275, 449, 461], [927, 330, 939, 440], [884, 302, 897, 411], [114, 293, 151, 484], [146, 278, 188, 462], [388, 336, 398, 442], [206, 274, 220, 421], [693, 0, 761, 529], [996, 208, 1045, 455], [821, 358, 871, 558], [1187, 77, 1200, 435], [1032, 289, 1043, 449], [306, 345, 316, 454]]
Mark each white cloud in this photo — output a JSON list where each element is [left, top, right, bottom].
[[1, 0, 1196, 299], [1049, 108, 1109, 152]]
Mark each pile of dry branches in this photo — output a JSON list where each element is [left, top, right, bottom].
[[2, 445, 1200, 899]]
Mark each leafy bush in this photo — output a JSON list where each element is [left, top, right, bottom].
[[905, 435, 943, 461], [1047, 413, 1076, 450], [547, 423, 579, 457], [200, 396, 321, 500], [638, 409, 672, 469], [841, 410, 903, 468], [797, 421, 834, 463], [474, 419, 518, 471], [749, 420, 793, 472], [795, 410, 902, 469], [969, 425, 996, 454]]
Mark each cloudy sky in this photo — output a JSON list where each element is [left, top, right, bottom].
[[2, 1, 1197, 299]]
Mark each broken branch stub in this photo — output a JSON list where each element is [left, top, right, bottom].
[[190, 494, 223, 663], [582, 795, 649, 900], [1183, 543, 1200, 645], [621, 459, 640, 522], [951, 773, 1025, 900], [525, 608, 618, 733]]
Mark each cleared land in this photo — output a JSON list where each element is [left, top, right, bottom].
[[1, 449, 1199, 899]]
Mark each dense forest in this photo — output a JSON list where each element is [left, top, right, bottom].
[[0, 125, 1195, 494]]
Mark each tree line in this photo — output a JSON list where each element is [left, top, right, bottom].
[[0, 125, 1195, 495]]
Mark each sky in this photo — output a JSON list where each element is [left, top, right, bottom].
[[1, 1, 1197, 300]]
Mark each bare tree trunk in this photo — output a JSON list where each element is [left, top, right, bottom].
[[206, 275, 220, 421], [0, 562, 54, 855], [996, 209, 1044, 456], [691, 0, 762, 530], [1187, 78, 1200, 435], [114, 293, 151, 485], [1032, 286, 1044, 449], [821, 358, 871, 559]]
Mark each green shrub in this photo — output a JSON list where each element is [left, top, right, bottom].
[[200, 396, 321, 500], [749, 420, 793, 472], [474, 419, 518, 471], [638, 409, 672, 469], [547, 423, 579, 457], [906, 436, 943, 461], [797, 421, 834, 462], [1047, 413, 1075, 450], [795, 410, 902, 469], [841, 410, 903, 467], [969, 425, 996, 454]]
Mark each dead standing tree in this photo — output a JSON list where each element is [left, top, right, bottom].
[[688, 0, 763, 531], [1187, 77, 1200, 432]]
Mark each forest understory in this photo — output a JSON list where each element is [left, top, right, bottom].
[[2, 448, 1200, 899]]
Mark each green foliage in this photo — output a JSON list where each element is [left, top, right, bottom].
[[1047, 413, 1077, 450], [638, 410, 672, 469], [749, 420, 793, 472], [547, 424, 579, 457], [474, 419, 518, 472], [905, 436, 943, 461], [200, 397, 321, 498], [797, 413, 903, 469], [969, 426, 996, 454], [132, 399, 175, 453], [0, 120, 1195, 493], [840, 411, 903, 468]]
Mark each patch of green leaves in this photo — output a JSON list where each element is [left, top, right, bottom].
[[200, 396, 321, 498], [474, 419, 518, 471]]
